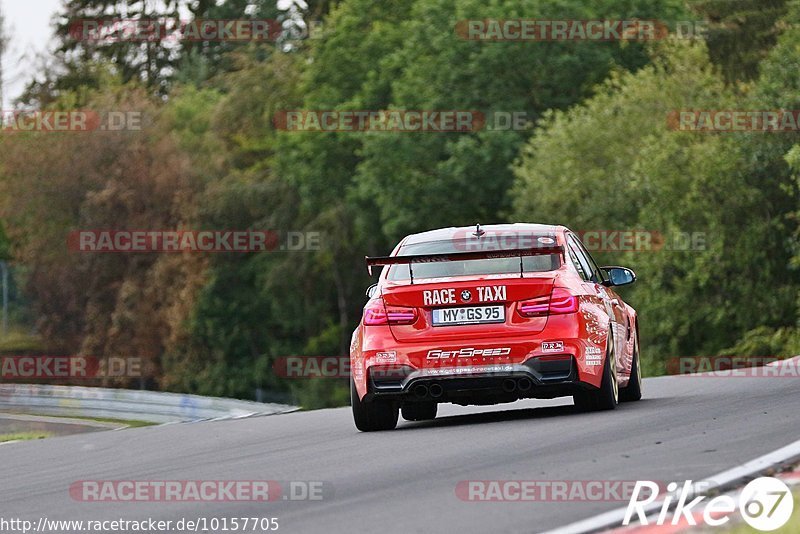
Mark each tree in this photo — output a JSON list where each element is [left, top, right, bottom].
[[24, 0, 292, 103], [0, 0, 7, 107], [688, 0, 789, 83], [54, 0, 183, 91], [0, 82, 208, 385]]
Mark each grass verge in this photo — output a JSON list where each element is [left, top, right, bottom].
[[0, 431, 52, 443], [21, 413, 157, 428]]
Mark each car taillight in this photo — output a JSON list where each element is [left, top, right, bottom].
[[518, 288, 578, 317], [549, 288, 579, 314], [363, 300, 418, 325], [518, 295, 550, 317]]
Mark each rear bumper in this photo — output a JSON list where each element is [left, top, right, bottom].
[[351, 315, 608, 401], [365, 356, 591, 404]]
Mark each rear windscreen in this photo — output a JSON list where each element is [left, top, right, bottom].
[[387, 237, 561, 281]]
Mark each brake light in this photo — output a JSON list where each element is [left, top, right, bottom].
[[549, 288, 579, 314], [363, 300, 418, 325], [518, 295, 550, 317], [518, 288, 578, 317]]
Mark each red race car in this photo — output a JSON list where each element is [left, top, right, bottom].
[[350, 223, 642, 431]]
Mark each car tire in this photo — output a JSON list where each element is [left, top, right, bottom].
[[620, 338, 643, 402], [401, 402, 438, 421], [351, 379, 399, 431], [574, 335, 619, 412]]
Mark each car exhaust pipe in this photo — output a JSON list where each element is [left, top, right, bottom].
[[517, 377, 533, 392], [502, 379, 517, 393], [413, 384, 429, 399], [429, 383, 444, 398]]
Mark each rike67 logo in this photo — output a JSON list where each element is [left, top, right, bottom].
[[624, 477, 794, 531]]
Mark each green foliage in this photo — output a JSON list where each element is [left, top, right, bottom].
[[0, 221, 10, 260], [719, 326, 800, 357], [688, 0, 789, 83], [0, 330, 46, 353], [290, 378, 350, 410]]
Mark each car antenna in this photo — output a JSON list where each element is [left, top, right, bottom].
[[473, 223, 485, 237]]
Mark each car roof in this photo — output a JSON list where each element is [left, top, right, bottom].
[[400, 223, 568, 246]]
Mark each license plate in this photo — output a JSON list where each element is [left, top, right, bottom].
[[431, 306, 505, 326]]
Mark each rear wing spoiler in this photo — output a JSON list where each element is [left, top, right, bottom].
[[365, 246, 564, 283]]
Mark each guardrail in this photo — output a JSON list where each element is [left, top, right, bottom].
[[0, 384, 298, 423]]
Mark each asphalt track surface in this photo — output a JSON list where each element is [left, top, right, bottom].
[[1, 374, 799, 534]]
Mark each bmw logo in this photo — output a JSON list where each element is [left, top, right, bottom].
[[461, 290, 472, 302]]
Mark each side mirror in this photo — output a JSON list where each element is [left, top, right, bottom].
[[602, 266, 636, 287], [366, 283, 378, 298]]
